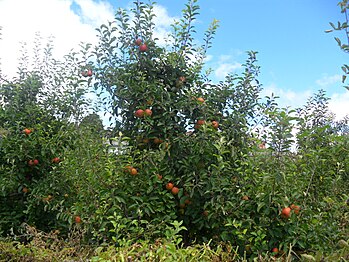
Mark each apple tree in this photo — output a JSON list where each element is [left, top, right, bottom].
[[86, 0, 271, 247]]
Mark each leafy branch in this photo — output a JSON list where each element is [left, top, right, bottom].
[[326, 0, 349, 89]]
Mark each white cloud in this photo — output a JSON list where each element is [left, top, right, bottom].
[[209, 53, 244, 80], [0, 0, 114, 78], [74, 0, 114, 28], [153, 4, 174, 26], [315, 74, 341, 87], [218, 54, 233, 62], [214, 62, 242, 79], [121, 3, 177, 47], [329, 91, 349, 120], [314, 74, 348, 120], [152, 5, 178, 46], [203, 54, 213, 63], [261, 83, 349, 121], [261, 83, 313, 109]]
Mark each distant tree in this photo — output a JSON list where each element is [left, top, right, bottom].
[[80, 113, 104, 134]]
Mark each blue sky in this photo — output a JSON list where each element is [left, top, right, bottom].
[[118, 0, 347, 117], [0, 0, 347, 118], [99, 0, 348, 115]]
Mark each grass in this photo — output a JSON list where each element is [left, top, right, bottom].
[[0, 224, 348, 261]]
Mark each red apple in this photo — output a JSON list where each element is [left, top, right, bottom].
[[23, 128, 32, 135], [52, 157, 60, 164], [166, 182, 174, 191], [197, 97, 205, 103], [272, 247, 279, 253], [75, 216, 81, 223], [87, 69, 93, 76], [197, 119, 205, 126], [135, 38, 142, 46], [171, 187, 179, 195], [139, 44, 148, 52], [135, 109, 144, 118], [195, 119, 205, 129], [144, 108, 152, 117], [153, 138, 163, 145], [179, 76, 186, 82], [281, 207, 291, 219], [211, 121, 219, 129]]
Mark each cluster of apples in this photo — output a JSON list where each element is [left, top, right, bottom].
[[192, 97, 219, 130], [23, 128, 61, 167], [81, 69, 93, 77], [134, 108, 152, 118], [141, 137, 164, 145], [166, 182, 195, 215], [281, 203, 301, 219], [28, 159, 39, 166], [125, 165, 138, 175], [194, 119, 219, 130], [166, 182, 179, 195], [22, 128, 61, 197], [135, 38, 148, 52]]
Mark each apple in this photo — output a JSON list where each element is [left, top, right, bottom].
[[23, 128, 32, 135], [171, 187, 179, 195], [144, 108, 152, 117], [153, 138, 163, 144], [272, 247, 279, 253], [135, 38, 142, 46], [242, 195, 249, 200], [211, 121, 219, 129], [139, 44, 148, 52], [259, 142, 266, 149], [124, 165, 132, 172], [197, 119, 205, 126], [52, 157, 60, 164], [33, 159, 39, 166], [135, 109, 144, 118], [184, 199, 191, 205], [130, 168, 138, 175], [75, 216, 82, 223], [87, 69, 93, 76], [281, 207, 291, 219], [197, 97, 205, 103], [290, 204, 301, 215], [166, 182, 174, 191], [195, 119, 205, 129]]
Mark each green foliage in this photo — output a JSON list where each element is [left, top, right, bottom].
[[0, 33, 94, 236]]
